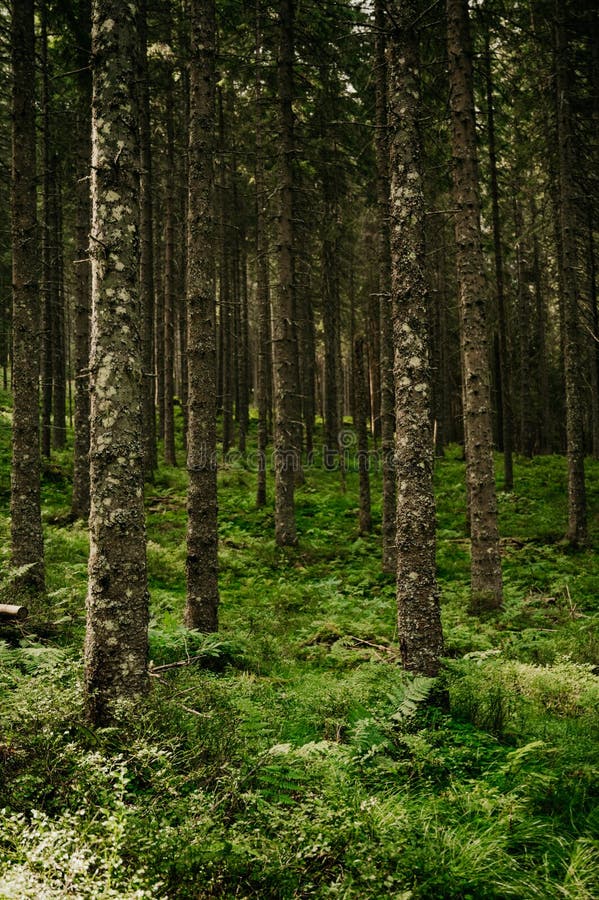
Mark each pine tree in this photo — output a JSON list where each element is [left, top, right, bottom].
[[85, 0, 149, 723]]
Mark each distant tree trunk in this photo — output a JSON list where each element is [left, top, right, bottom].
[[375, 0, 396, 572], [530, 195, 550, 453], [185, 0, 219, 632], [447, 0, 502, 611], [51, 169, 67, 450], [139, 0, 157, 478], [513, 193, 535, 458], [255, 7, 270, 507], [10, 0, 45, 595], [388, 0, 443, 676], [162, 48, 177, 467], [354, 335, 371, 534], [484, 30, 513, 489], [234, 174, 250, 454], [321, 218, 340, 471], [273, 0, 301, 546], [555, 3, 587, 545], [40, 4, 53, 461], [588, 215, 599, 460], [85, 0, 149, 724], [71, 62, 92, 521]]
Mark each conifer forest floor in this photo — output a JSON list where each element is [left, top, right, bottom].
[[0, 395, 598, 898]]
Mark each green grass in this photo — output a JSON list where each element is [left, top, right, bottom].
[[0, 391, 597, 898]]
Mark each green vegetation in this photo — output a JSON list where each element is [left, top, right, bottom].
[[0, 395, 598, 898]]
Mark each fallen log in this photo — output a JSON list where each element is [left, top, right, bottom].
[[0, 604, 28, 621]]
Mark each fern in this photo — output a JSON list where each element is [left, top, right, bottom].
[[389, 676, 436, 722]]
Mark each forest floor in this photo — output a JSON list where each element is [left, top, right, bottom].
[[0, 395, 598, 898]]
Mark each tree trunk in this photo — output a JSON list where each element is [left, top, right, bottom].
[[375, 0, 396, 572], [10, 0, 45, 595], [354, 335, 371, 534], [51, 167, 67, 451], [85, 0, 149, 724], [255, 5, 270, 507], [40, 4, 53, 461], [71, 60, 92, 521], [163, 54, 177, 468], [447, 0, 503, 611], [555, 3, 587, 545], [139, 0, 157, 478], [273, 0, 301, 546], [484, 29, 513, 489], [388, 0, 443, 675], [185, 0, 219, 632]]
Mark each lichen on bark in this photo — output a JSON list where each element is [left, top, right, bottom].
[[85, 0, 149, 725], [388, 0, 443, 676]]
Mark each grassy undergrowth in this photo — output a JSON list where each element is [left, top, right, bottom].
[[0, 394, 598, 898]]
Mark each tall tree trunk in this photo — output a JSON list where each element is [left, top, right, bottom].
[[513, 193, 535, 458], [85, 0, 149, 724], [163, 47, 177, 467], [588, 215, 599, 459], [389, 0, 443, 675], [51, 167, 67, 450], [447, 0, 503, 611], [10, 0, 45, 595], [255, 4, 270, 507], [484, 29, 513, 489], [375, 0, 396, 572], [71, 58, 92, 521], [185, 0, 219, 631], [139, 0, 157, 478], [273, 0, 301, 546], [555, 3, 587, 545], [354, 335, 371, 534], [40, 3, 53, 461], [530, 195, 550, 453]]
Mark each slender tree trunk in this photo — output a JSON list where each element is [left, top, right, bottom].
[[40, 4, 53, 462], [273, 0, 301, 546], [51, 168, 67, 450], [375, 0, 396, 572], [555, 3, 587, 545], [163, 50, 177, 467], [447, 0, 502, 611], [588, 215, 599, 459], [10, 0, 45, 595], [139, 0, 157, 478], [185, 0, 219, 631], [71, 62, 92, 521], [255, 7, 270, 507], [530, 195, 550, 453], [354, 335, 371, 534], [85, 0, 149, 724], [388, 0, 443, 675], [513, 193, 535, 458], [484, 30, 513, 489]]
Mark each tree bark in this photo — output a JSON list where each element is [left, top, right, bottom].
[[388, 0, 443, 675], [375, 0, 396, 572], [273, 0, 301, 546], [555, 2, 587, 545], [162, 45, 177, 468], [185, 0, 219, 632], [447, 0, 503, 611], [139, 0, 157, 478], [10, 0, 45, 595], [85, 0, 149, 724], [354, 336, 371, 534], [484, 29, 513, 489]]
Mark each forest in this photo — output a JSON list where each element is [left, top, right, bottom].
[[0, 0, 598, 896]]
